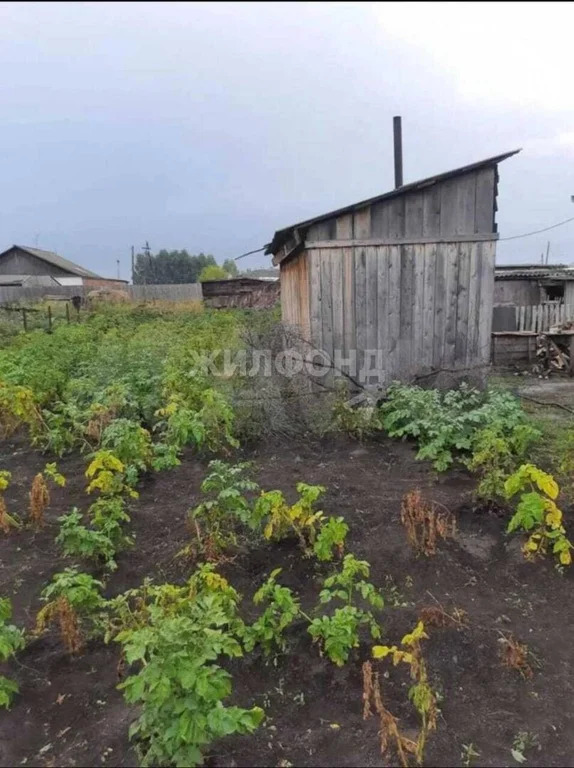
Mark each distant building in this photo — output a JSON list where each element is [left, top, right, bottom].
[[0, 245, 127, 301], [494, 264, 574, 306]]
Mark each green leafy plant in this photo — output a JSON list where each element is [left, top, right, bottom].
[[242, 569, 301, 655], [505, 464, 573, 566], [313, 516, 349, 561], [0, 380, 42, 440], [154, 388, 238, 460], [101, 418, 152, 486], [255, 483, 326, 551], [188, 461, 259, 560], [112, 565, 263, 767], [511, 731, 540, 764], [556, 428, 574, 501], [308, 554, 383, 666], [461, 743, 480, 768], [0, 598, 25, 709], [0, 470, 21, 534], [381, 383, 531, 471], [466, 424, 539, 504], [56, 496, 133, 571], [85, 450, 138, 498], [56, 508, 117, 568], [35, 568, 106, 654]]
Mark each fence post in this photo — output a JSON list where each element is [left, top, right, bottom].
[[66, 302, 70, 324], [47, 305, 53, 333], [22, 309, 28, 332]]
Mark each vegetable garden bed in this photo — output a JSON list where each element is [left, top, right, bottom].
[[2, 432, 574, 767]]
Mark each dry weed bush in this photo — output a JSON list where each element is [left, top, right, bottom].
[[35, 597, 83, 655], [401, 490, 456, 556], [419, 605, 468, 629], [29, 473, 50, 529], [362, 661, 417, 768], [498, 634, 533, 679]]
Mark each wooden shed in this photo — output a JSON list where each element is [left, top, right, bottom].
[[266, 149, 520, 386]]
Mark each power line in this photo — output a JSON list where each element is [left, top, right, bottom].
[[499, 215, 574, 241]]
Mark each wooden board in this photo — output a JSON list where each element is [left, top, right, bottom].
[[421, 243, 436, 370], [432, 244, 447, 367], [376, 246, 389, 385], [443, 242, 459, 366], [474, 167, 496, 234], [399, 244, 415, 378], [365, 248, 379, 383], [335, 213, 353, 240], [404, 192, 424, 238], [308, 250, 323, 352], [422, 184, 441, 237], [455, 244, 471, 363], [319, 250, 334, 366], [354, 247, 368, 380], [412, 243, 425, 370], [353, 207, 371, 239]]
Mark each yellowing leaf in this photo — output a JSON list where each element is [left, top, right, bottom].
[[560, 550, 572, 566], [372, 645, 396, 659], [263, 521, 273, 540], [401, 621, 427, 646]]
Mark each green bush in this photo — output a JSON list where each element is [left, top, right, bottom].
[[381, 383, 533, 471]]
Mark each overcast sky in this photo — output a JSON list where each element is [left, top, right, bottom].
[[1, 1, 573, 277]]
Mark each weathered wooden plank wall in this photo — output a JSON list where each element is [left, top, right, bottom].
[[306, 168, 495, 245], [280, 254, 310, 338], [303, 241, 495, 385]]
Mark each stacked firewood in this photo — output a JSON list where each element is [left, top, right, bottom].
[[533, 334, 571, 374]]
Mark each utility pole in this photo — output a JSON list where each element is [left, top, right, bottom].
[[545, 241, 551, 265], [142, 241, 151, 286], [131, 245, 135, 284]]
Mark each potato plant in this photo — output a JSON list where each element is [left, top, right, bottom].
[[381, 383, 533, 471], [188, 460, 259, 559], [241, 568, 301, 655], [309, 554, 384, 666], [0, 470, 21, 534], [505, 463, 573, 566], [111, 565, 263, 767], [0, 598, 25, 709], [35, 568, 107, 654]]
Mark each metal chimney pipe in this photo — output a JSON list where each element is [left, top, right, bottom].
[[393, 116, 403, 188]]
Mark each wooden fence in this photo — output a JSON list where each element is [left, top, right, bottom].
[[127, 284, 202, 302], [515, 303, 574, 332]]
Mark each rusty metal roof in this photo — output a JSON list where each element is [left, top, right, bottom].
[[265, 149, 521, 255]]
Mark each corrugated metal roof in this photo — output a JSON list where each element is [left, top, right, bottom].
[[495, 265, 574, 281], [265, 149, 521, 255], [2, 245, 101, 278]]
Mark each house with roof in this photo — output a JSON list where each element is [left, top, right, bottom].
[[0, 245, 127, 300], [494, 264, 574, 307], [265, 133, 520, 386]]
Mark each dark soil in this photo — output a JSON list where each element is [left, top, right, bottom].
[[1, 433, 574, 767]]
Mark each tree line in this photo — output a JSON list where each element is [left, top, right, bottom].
[[132, 249, 239, 285]]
